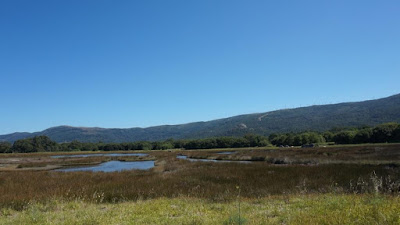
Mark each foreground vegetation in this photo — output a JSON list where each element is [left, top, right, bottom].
[[1, 145, 399, 210], [0, 144, 399, 224], [1, 194, 399, 224]]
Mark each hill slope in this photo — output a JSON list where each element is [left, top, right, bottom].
[[1, 94, 400, 143]]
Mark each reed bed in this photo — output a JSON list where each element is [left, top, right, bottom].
[[0, 157, 398, 210]]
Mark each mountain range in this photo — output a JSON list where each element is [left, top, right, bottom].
[[1, 93, 400, 143]]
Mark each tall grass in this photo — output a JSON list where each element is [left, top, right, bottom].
[[0, 145, 399, 212], [184, 144, 400, 165], [0, 145, 399, 224], [0, 158, 398, 210]]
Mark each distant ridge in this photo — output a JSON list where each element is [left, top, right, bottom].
[[1, 93, 400, 143]]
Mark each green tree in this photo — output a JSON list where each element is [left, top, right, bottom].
[[11, 136, 58, 153], [322, 131, 334, 142], [371, 123, 399, 143], [333, 131, 356, 144], [354, 128, 373, 143], [0, 142, 11, 153]]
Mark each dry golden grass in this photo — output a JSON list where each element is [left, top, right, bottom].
[[0, 144, 399, 211]]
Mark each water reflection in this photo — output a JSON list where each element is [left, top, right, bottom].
[[55, 160, 155, 172], [51, 153, 148, 158], [177, 155, 250, 163], [216, 151, 236, 155]]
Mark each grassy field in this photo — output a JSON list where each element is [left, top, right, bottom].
[[1, 194, 399, 224], [0, 144, 399, 224]]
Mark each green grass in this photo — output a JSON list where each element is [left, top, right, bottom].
[[1, 194, 399, 224]]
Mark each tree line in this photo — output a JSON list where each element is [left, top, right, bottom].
[[269, 122, 400, 146], [0, 122, 399, 153], [0, 134, 270, 153]]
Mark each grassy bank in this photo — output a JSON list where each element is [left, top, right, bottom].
[[1, 194, 399, 224]]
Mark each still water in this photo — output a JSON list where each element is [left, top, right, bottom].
[[51, 153, 148, 158], [176, 155, 250, 163], [55, 160, 155, 172], [216, 151, 236, 155]]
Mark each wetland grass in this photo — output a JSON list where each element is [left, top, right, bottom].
[[0, 157, 399, 210], [0, 144, 399, 224]]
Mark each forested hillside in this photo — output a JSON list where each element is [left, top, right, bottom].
[[1, 94, 399, 143]]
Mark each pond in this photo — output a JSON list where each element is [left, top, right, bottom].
[[176, 155, 251, 163], [55, 160, 155, 172], [216, 151, 236, 155], [51, 153, 149, 158]]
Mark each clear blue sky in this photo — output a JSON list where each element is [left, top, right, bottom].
[[1, 0, 399, 134]]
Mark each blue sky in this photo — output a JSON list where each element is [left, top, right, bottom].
[[1, 0, 399, 134]]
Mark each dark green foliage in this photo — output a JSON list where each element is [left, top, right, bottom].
[[322, 131, 334, 142], [270, 132, 325, 146], [0, 142, 11, 153], [270, 123, 400, 146], [371, 123, 399, 143], [11, 136, 58, 153], [332, 131, 356, 144], [326, 123, 400, 144], [354, 128, 373, 144], [394, 126, 400, 141], [151, 140, 174, 150], [182, 135, 269, 150], [244, 134, 269, 147], [64, 141, 82, 151], [3, 135, 270, 153]]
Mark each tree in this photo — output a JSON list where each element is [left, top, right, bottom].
[[0, 142, 11, 153], [333, 131, 355, 144], [371, 123, 399, 143], [323, 131, 334, 142], [393, 126, 400, 142], [66, 140, 82, 151], [11, 136, 58, 153], [12, 139, 34, 153], [354, 128, 373, 143]]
